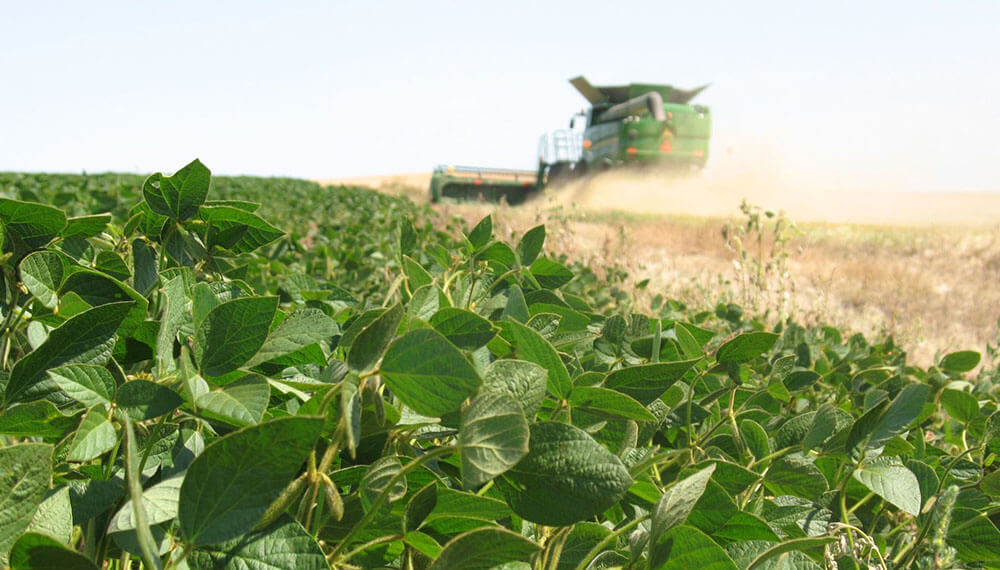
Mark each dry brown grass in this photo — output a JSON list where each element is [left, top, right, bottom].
[[318, 174, 1000, 367]]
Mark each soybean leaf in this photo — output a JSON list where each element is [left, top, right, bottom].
[[131, 239, 158, 296], [503, 422, 632, 526], [0, 443, 53, 566], [428, 527, 540, 570], [179, 417, 323, 545], [143, 158, 211, 221], [116, 380, 183, 422], [49, 364, 116, 407], [940, 350, 981, 373], [744, 536, 837, 570], [529, 257, 573, 289], [604, 360, 699, 405], [360, 456, 406, 514], [801, 403, 838, 453], [19, 250, 66, 308], [479, 359, 547, 420], [739, 419, 770, 460], [195, 374, 270, 426], [649, 525, 739, 570], [5, 301, 132, 405], [467, 215, 492, 250], [187, 516, 328, 570], [852, 457, 922, 516], [940, 389, 979, 424], [200, 205, 285, 254], [155, 274, 189, 377], [430, 308, 497, 350], [67, 407, 117, 462], [516, 224, 545, 266], [381, 328, 482, 417], [405, 483, 437, 533], [867, 383, 930, 451], [62, 213, 111, 239], [715, 332, 778, 365], [459, 392, 529, 489], [948, 507, 1000, 563], [60, 270, 147, 332], [569, 386, 656, 422], [651, 464, 716, 543], [108, 476, 183, 533], [504, 319, 571, 399], [246, 309, 338, 367], [0, 198, 67, 251], [0, 401, 79, 439], [763, 454, 828, 500], [8, 532, 98, 570], [194, 296, 278, 377], [347, 303, 403, 373], [27, 486, 73, 546]]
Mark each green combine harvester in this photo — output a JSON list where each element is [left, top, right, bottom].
[[430, 75, 711, 203]]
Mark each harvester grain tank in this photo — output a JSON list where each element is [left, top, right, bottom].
[[429, 76, 711, 203]]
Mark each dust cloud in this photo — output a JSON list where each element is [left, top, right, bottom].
[[547, 151, 1000, 227]]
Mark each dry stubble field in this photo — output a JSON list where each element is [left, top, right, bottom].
[[318, 170, 1000, 368]]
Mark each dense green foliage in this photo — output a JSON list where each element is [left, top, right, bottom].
[[0, 161, 998, 569]]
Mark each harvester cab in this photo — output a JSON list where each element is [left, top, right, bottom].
[[428, 76, 711, 204]]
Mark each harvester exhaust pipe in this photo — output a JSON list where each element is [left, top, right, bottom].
[[599, 91, 666, 122]]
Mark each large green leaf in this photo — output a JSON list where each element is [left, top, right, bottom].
[[651, 464, 716, 544], [8, 532, 98, 570], [603, 360, 700, 405], [116, 380, 183, 421], [940, 389, 979, 424], [108, 476, 183, 533], [763, 454, 828, 500], [459, 392, 529, 489], [466, 215, 492, 250], [246, 309, 338, 367], [503, 422, 632, 525], [200, 205, 285, 254], [516, 224, 545, 266], [27, 486, 73, 546], [155, 274, 190, 377], [570, 386, 656, 421], [0, 401, 79, 439], [940, 350, 981, 373], [949, 507, 1000, 563], [48, 364, 116, 407], [346, 303, 403, 373], [430, 308, 497, 350], [67, 407, 117, 462], [868, 383, 930, 448], [504, 319, 571, 399], [650, 525, 739, 570], [5, 301, 132, 405], [194, 296, 278, 377], [360, 456, 406, 514], [143, 158, 211, 221], [19, 251, 66, 308], [529, 257, 574, 289], [715, 332, 778, 364], [187, 516, 329, 570], [62, 213, 110, 239], [380, 328, 481, 418], [0, 444, 53, 567], [59, 270, 148, 332], [195, 374, 269, 426], [428, 528, 540, 570], [479, 359, 547, 420], [178, 417, 323, 545], [0, 198, 67, 251], [852, 457, 921, 516]]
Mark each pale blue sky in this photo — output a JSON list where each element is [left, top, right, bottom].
[[2, 1, 998, 191]]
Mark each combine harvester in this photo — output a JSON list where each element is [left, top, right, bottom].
[[429, 76, 712, 204]]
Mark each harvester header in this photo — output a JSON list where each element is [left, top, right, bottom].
[[429, 75, 712, 203]]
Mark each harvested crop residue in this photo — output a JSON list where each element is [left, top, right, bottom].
[[319, 171, 1000, 367]]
